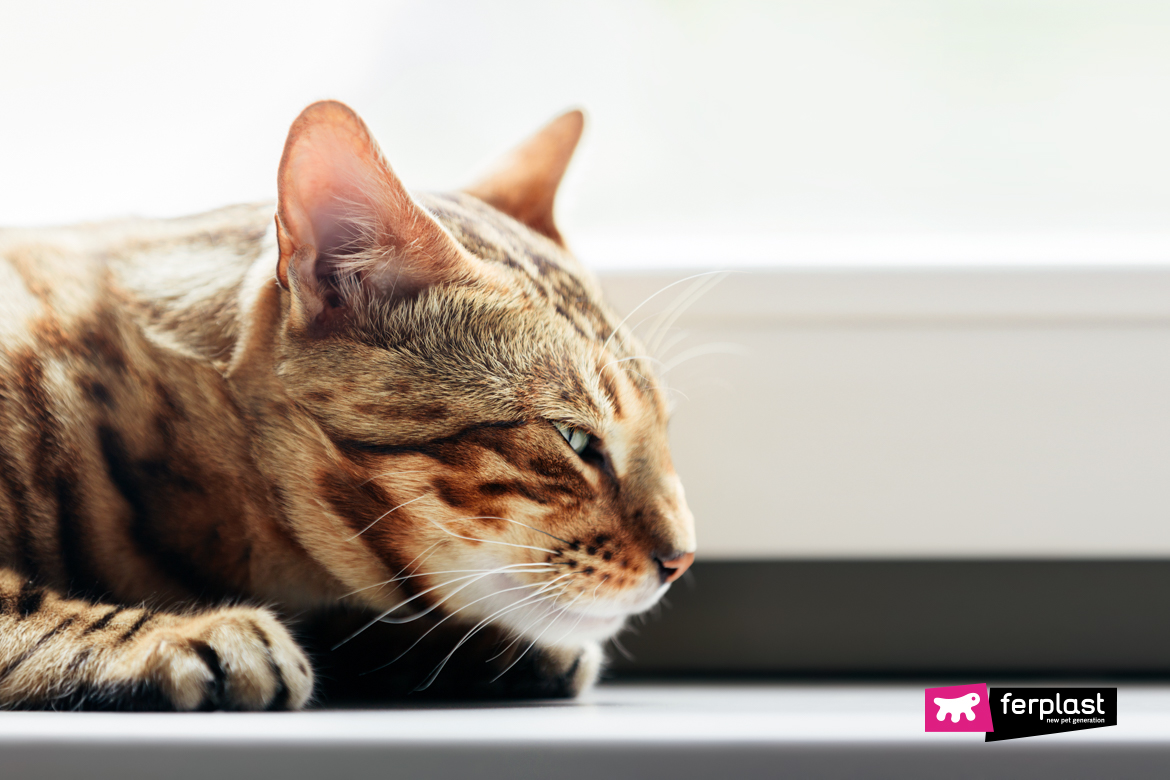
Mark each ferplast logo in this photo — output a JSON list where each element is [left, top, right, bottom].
[[924, 685, 1118, 741], [924, 684, 994, 733]]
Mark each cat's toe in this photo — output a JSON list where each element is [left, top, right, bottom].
[[131, 608, 313, 711]]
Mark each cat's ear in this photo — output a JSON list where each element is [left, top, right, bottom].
[[275, 100, 476, 329], [462, 109, 583, 245]]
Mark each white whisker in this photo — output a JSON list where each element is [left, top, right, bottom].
[[478, 584, 574, 670], [550, 580, 602, 647], [647, 272, 729, 357], [598, 355, 665, 375], [469, 583, 574, 666], [449, 515, 572, 546], [347, 493, 429, 540], [333, 563, 560, 648], [415, 580, 578, 691], [636, 277, 713, 359], [340, 541, 441, 601], [484, 619, 538, 664], [375, 565, 554, 625], [489, 589, 585, 683], [403, 542, 440, 574], [656, 329, 691, 361], [362, 573, 578, 677], [407, 541, 442, 577], [484, 584, 575, 664], [340, 563, 556, 600], [661, 342, 749, 374], [610, 635, 636, 662], [359, 469, 429, 487], [493, 576, 611, 683], [599, 270, 732, 357], [429, 518, 559, 555]]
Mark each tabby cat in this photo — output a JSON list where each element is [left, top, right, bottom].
[[0, 101, 695, 710]]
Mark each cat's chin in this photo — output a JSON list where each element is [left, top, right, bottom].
[[525, 606, 628, 644], [447, 570, 667, 646]]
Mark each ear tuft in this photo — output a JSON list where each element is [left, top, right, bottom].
[[463, 109, 584, 245]]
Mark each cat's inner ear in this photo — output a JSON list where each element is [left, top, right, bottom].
[[275, 100, 474, 327], [462, 109, 584, 245]]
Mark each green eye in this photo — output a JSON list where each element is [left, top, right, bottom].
[[553, 422, 591, 454]]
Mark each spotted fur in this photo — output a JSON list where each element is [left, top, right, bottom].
[[0, 102, 694, 710]]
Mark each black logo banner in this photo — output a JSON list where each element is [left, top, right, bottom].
[[985, 687, 1117, 742]]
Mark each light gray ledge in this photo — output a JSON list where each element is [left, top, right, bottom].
[[1, 683, 1168, 779]]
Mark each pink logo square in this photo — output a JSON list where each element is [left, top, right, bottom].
[[925, 683, 994, 732]]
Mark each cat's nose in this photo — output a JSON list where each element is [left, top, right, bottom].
[[654, 551, 694, 584]]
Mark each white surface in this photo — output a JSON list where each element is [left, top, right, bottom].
[[599, 268, 1170, 559], [0, 683, 1164, 745]]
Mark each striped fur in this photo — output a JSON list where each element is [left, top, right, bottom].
[[0, 102, 694, 709]]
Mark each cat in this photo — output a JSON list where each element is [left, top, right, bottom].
[[0, 100, 695, 710]]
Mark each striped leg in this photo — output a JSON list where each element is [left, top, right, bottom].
[[0, 568, 313, 710]]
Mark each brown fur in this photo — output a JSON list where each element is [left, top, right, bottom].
[[0, 102, 694, 710]]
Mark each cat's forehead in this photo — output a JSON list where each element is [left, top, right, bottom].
[[417, 192, 625, 351], [422, 192, 668, 419]]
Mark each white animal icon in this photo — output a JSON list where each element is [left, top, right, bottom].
[[934, 692, 980, 723]]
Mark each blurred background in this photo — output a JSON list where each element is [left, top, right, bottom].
[[4, 0, 1170, 675], [6, 1, 1170, 248]]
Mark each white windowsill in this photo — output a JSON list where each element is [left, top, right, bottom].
[[1, 683, 1166, 778]]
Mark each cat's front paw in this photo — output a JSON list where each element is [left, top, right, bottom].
[[492, 641, 602, 699], [541, 641, 603, 698], [121, 607, 313, 711]]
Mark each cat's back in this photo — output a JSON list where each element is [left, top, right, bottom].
[[1, 203, 273, 360]]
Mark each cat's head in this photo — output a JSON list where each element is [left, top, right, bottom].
[[267, 101, 694, 647]]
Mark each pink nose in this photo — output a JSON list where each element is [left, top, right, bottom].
[[656, 552, 695, 584]]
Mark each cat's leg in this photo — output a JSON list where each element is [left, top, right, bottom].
[[0, 567, 312, 710]]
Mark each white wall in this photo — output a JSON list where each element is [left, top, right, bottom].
[[5, 0, 1170, 244], [601, 268, 1170, 559]]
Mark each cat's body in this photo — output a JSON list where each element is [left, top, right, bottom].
[[0, 103, 695, 710]]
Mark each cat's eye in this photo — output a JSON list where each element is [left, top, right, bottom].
[[553, 422, 591, 455]]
